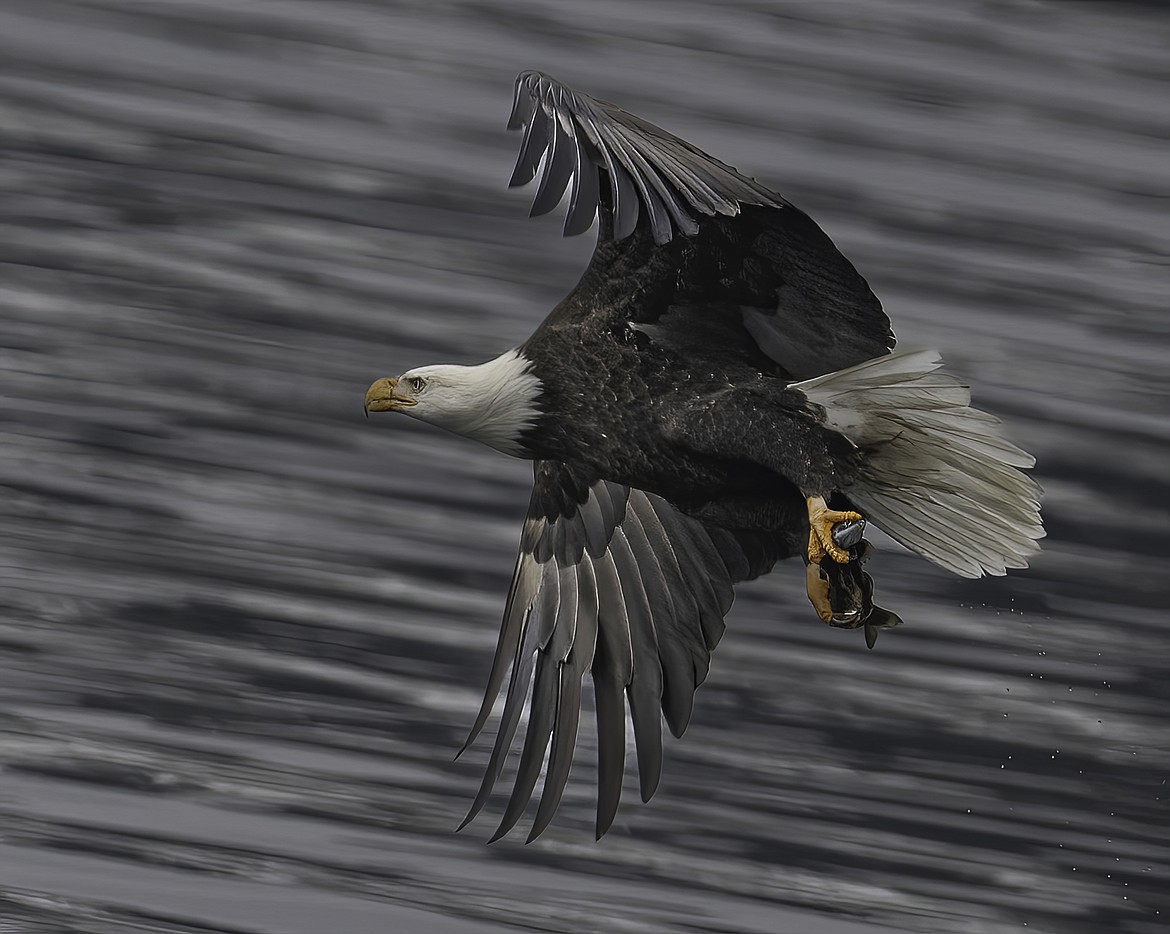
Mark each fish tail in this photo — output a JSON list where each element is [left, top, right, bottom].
[[793, 350, 1044, 577]]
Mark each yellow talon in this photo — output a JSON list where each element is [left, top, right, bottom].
[[805, 562, 835, 623], [807, 495, 862, 565]]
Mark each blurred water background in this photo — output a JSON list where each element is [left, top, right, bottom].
[[1, 1, 1168, 932]]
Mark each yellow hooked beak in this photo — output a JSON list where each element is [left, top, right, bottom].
[[363, 377, 417, 414]]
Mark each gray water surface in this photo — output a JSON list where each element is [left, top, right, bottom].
[[1, 2, 1168, 933]]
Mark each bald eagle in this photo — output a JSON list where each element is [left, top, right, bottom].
[[364, 72, 1043, 841]]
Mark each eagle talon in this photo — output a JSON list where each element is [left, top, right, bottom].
[[805, 562, 835, 623], [806, 495, 862, 564]]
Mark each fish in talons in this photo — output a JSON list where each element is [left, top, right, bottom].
[[807, 525, 904, 649]]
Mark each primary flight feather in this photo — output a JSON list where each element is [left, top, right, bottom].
[[363, 71, 1043, 841]]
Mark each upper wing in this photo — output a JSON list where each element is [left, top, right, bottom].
[[510, 71, 894, 379], [458, 460, 781, 842]]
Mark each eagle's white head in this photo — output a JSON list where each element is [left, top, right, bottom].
[[364, 348, 542, 456]]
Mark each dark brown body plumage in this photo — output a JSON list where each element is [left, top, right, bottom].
[[520, 205, 880, 554]]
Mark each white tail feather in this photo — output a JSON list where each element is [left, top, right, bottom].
[[794, 350, 1044, 578]]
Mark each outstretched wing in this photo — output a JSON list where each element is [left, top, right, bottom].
[[459, 460, 781, 841], [510, 71, 894, 378]]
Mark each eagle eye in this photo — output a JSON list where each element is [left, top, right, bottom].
[[408, 376, 426, 393]]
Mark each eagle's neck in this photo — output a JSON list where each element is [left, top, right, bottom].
[[408, 349, 543, 457]]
